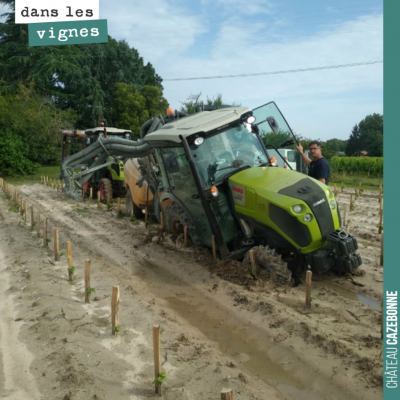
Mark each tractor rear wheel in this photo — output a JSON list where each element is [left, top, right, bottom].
[[125, 189, 143, 218], [99, 178, 113, 204], [164, 203, 201, 246]]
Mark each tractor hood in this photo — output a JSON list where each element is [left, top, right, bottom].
[[228, 167, 340, 252]]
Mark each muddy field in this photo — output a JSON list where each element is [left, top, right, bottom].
[[0, 183, 383, 400]]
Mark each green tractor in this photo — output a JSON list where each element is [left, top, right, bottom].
[[127, 102, 361, 280], [60, 125, 132, 203]]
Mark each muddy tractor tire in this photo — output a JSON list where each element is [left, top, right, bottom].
[[164, 203, 201, 246], [98, 178, 113, 204], [125, 189, 143, 218]]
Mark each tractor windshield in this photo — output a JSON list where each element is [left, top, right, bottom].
[[192, 122, 268, 188]]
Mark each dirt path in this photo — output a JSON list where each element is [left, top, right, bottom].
[[0, 184, 383, 400]]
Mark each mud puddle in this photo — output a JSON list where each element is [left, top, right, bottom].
[[316, 280, 381, 310], [138, 258, 326, 400]]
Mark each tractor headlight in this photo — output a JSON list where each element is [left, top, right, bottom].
[[293, 205, 302, 213], [330, 200, 336, 209], [303, 213, 312, 223]]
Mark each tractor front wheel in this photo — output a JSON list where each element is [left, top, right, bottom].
[[164, 203, 201, 246], [98, 178, 113, 204]]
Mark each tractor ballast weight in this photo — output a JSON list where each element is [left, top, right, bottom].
[[124, 102, 361, 278]]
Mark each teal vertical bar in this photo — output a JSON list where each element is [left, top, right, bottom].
[[383, 1, 400, 399]]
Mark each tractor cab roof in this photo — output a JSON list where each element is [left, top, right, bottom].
[[145, 107, 252, 144]]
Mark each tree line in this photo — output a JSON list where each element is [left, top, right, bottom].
[[0, 0, 169, 175]]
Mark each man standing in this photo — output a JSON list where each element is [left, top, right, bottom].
[[296, 141, 330, 185]]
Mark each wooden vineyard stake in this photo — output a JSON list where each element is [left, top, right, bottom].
[[30, 206, 34, 230], [378, 185, 382, 204], [380, 234, 383, 266], [145, 207, 148, 226], [305, 270, 313, 309], [36, 211, 41, 237], [84, 260, 91, 303], [343, 207, 346, 227], [160, 212, 164, 228], [249, 249, 256, 276], [54, 229, 59, 261], [212, 235, 217, 260], [24, 201, 28, 223], [221, 389, 233, 400], [350, 194, 353, 211], [378, 209, 383, 234], [153, 325, 163, 395], [111, 286, 120, 335], [43, 218, 47, 247], [184, 226, 188, 247], [97, 191, 101, 207], [67, 241, 73, 281], [20, 199, 24, 216], [90, 187, 93, 201]]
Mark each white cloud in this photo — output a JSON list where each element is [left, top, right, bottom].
[[99, 1, 382, 140]]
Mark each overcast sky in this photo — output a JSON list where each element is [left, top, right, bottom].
[[2, 0, 383, 141]]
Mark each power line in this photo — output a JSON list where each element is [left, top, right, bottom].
[[163, 60, 383, 82]]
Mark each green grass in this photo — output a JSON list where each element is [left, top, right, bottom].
[[4, 166, 61, 186], [329, 172, 383, 191]]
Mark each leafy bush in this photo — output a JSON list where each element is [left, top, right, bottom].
[[0, 131, 39, 176]]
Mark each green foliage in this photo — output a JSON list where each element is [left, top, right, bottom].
[[261, 131, 293, 148], [86, 287, 96, 296], [0, 82, 76, 174], [345, 114, 383, 156], [0, 130, 39, 176], [68, 266, 75, 274], [154, 371, 167, 385], [117, 209, 125, 219], [114, 325, 121, 333], [110, 83, 168, 138], [179, 92, 239, 114], [330, 157, 383, 176]]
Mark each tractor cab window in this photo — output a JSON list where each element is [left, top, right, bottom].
[[192, 123, 267, 188], [162, 148, 196, 195]]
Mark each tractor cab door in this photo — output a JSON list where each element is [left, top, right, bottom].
[[252, 102, 304, 172]]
